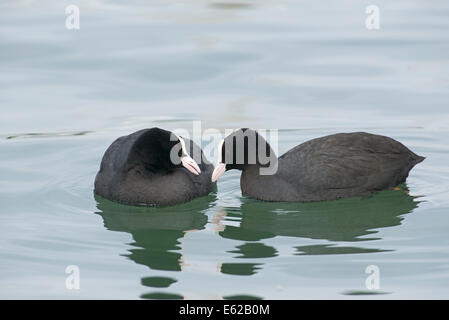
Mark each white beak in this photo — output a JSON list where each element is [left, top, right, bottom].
[[211, 163, 226, 182], [181, 155, 201, 175]]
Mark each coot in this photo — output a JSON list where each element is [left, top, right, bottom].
[[95, 128, 216, 206], [211, 129, 424, 202]]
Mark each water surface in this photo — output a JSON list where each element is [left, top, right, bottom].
[[1, 0, 449, 299]]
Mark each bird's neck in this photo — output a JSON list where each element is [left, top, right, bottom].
[[240, 161, 292, 202]]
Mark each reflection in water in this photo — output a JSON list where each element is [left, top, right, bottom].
[[220, 263, 263, 276], [95, 187, 420, 298], [94, 193, 215, 299], [140, 292, 184, 300], [223, 294, 263, 300], [295, 244, 387, 255], [141, 277, 177, 288], [342, 290, 391, 296], [220, 188, 420, 256], [3, 130, 92, 140], [229, 242, 278, 259]]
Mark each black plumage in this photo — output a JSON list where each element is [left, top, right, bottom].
[[215, 129, 424, 202], [94, 128, 215, 206]]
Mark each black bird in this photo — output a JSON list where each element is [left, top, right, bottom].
[[211, 129, 424, 202], [95, 128, 216, 206]]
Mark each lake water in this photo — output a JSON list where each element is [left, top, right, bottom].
[[1, 0, 449, 299]]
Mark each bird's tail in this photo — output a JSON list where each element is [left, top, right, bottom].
[[414, 155, 425, 164]]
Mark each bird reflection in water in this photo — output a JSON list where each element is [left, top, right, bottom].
[[95, 193, 215, 299], [219, 187, 421, 256], [95, 186, 421, 298]]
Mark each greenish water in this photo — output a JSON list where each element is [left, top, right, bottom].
[[1, 0, 449, 299]]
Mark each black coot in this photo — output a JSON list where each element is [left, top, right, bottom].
[[211, 129, 424, 202], [95, 128, 216, 206]]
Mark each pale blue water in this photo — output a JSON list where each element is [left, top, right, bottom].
[[1, 0, 449, 299]]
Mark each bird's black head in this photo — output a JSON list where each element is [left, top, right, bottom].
[[127, 127, 201, 175], [211, 128, 277, 182]]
